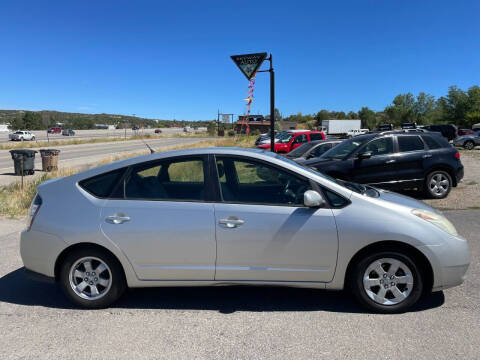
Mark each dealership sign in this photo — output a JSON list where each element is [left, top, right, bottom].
[[230, 52, 268, 80]]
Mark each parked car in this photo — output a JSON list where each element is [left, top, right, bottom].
[[48, 127, 62, 134], [458, 129, 475, 136], [9, 130, 35, 141], [132, 126, 139, 131], [401, 122, 417, 129], [453, 133, 480, 150], [257, 131, 326, 153], [62, 129, 75, 136], [302, 131, 463, 199], [423, 124, 458, 141], [346, 129, 369, 138], [154, 129, 162, 134], [285, 140, 342, 162], [21, 147, 470, 312], [255, 130, 305, 146]]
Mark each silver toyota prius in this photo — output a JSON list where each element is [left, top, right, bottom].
[[20, 147, 470, 313]]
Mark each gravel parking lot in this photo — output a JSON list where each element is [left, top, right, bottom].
[[0, 209, 479, 360]]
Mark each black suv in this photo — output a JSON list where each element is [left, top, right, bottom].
[[300, 131, 463, 199]]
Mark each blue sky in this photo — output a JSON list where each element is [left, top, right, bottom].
[[0, 0, 478, 120]]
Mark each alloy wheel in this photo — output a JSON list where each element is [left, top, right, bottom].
[[363, 258, 414, 305], [465, 141, 474, 150], [69, 256, 112, 300], [429, 173, 449, 196]]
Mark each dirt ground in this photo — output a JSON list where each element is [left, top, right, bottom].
[[423, 149, 480, 210]]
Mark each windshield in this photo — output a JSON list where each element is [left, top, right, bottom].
[[278, 133, 294, 143], [286, 142, 316, 157], [320, 135, 374, 160]]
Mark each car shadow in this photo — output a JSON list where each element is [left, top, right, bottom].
[[0, 267, 445, 314]]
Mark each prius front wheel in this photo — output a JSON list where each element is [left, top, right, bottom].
[[351, 251, 423, 313]]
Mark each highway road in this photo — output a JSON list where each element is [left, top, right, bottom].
[[0, 137, 214, 186], [0, 210, 478, 359], [0, 127, 205, 143]]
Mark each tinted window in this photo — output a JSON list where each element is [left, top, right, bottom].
[[309, 133, 324, 141], [311, 143, 332, 157], [79, 168, 126, 198], [363, 137, 394, 156], [216, 157, 311, 205], [321, 135, 375, 159], [286, 142, 316, 157], [422, 135, 442, 150], [398, 136, 425, 152], [125, 158, 205, 201]]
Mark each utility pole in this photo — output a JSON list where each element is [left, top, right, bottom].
[[257, 54, 275, 151]]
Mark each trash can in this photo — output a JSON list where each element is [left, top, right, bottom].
[[39, 149, 60, 172], [9, 149, 37, 176]]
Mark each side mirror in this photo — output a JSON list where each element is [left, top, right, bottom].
[[357, 151, 372, 160], [304, 190, 325, 208]]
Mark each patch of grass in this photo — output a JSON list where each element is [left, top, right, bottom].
[[466, 180, 478, 185], [0, 136, 256, 217]]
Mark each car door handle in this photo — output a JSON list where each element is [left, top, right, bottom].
[[106, 214, 131, 224], [219, 217, 245, 228], [386, 159, 396, 164], [423, 154, 432, 158]]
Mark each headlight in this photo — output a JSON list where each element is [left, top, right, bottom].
[[411, 209, 458, 237]]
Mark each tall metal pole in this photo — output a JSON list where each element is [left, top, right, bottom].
[[269, 55, 275, 152]]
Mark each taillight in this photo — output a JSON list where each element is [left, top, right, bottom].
[[454, 151, 460, 159], [26, 194, 42, 231]]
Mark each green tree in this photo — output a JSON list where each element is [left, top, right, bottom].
[[22, 111, 43, 130], [385, 93, 416, 126], [207, 121, 216, 136], [437, 86, 469, 126], [358, 107, 376, 130]]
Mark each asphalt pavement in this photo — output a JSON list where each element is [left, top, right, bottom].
[[0, 210, 478, 359]]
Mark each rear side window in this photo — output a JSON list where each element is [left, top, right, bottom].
[[309, 133, 324, 141], [422, 135, 442, 150], [397, 136, 425, 152], [79, 168, 126, 198]]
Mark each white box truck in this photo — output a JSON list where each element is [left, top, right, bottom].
[[321, 119, 361, 136]]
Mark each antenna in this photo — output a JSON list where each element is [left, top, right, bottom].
[[140, 137, 155, 153]]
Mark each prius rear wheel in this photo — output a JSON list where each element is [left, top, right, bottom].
[[351, 251, 423, 313], [59, 247, 126, 308]]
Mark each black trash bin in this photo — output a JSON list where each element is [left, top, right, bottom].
[[9, 149, 37, 175]]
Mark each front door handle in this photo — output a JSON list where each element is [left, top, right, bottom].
[[219, 216, 245, 228], [106, 213, 131, 224], [386, 159, 396, 164], [423, 154, 432, 158]]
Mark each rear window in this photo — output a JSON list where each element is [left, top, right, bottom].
[[422, 135, 442, 149], [79, 168, 126, 198], [397, 136, 425, 152]]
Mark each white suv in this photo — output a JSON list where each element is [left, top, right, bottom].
[[9, 131, 36, 141]]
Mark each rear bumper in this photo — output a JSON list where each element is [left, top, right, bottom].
[[455, 166, 464, 185]]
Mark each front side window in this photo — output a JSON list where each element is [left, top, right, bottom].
[[309, 133, 324, 141], [321, 135, 375, 160], [362, 137, 394, 156], [293, 134, 307, 144], [125, 157, 205, 201], [397, 136, 425, 152], [216, 157, 311, 205]]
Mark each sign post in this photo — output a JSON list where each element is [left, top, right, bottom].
[[231, 52, 275, 152]]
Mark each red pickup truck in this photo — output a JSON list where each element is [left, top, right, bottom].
[[257, 130, 326, 153]]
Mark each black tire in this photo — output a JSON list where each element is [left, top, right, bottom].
[[464, 141, 474, 150], [31, 136, 35, 141], [350, 251, 424, 313], [425, 170, 452, 199], [59, 247, 126, 309]]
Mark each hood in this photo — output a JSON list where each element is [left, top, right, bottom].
[[376, 188, 440, 213]]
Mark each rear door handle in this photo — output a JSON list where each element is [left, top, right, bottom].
[[386, 159, 396, 164], [219, 216, 245, 228], [423, 154, 432, 158], [106, 214, 131, 224]]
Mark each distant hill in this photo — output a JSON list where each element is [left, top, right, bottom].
[[0, 109, 211, 130]]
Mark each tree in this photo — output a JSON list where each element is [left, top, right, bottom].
[[207, 121, 216, 136], [314, 110, 330, 122], [385, 93, 416, 126], [437, 86, 469, 126], [358, 107, 376, 130], [22, 111, 43, 130], [414, 92, 437, 125]]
